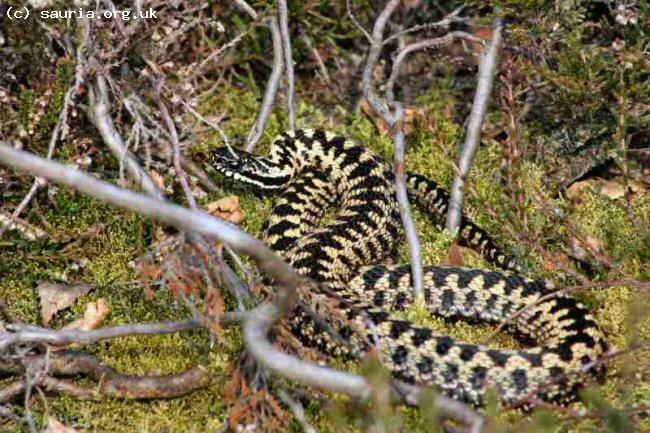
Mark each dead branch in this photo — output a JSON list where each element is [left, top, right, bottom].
[[278, 0, 297, 130], [232, 0, 286, 152], [345, 0, 372, 42], [244, 304, 484, 431], [0, 382, 23, 404], [87, 75, 164, 200], [392, 104, 425, 301], [361, 0, 400, 120], [0, 352, 210, 401], [246, 17, 284, 152], [233, 0, 259, 20], [386, 32, 482, 102], [381, 5, 468, 45], [361, 0, 425, 300], [0, 316, 243, 351], [153, 76, 198, 209], [181, 156, 223, 193], [446, 16, 505, 233], [299, 32, 331, 85], [278, 389, 317, 433]]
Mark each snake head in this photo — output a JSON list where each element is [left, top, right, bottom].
[[212, 146, 256, 176], [211, 146, 290, 190]]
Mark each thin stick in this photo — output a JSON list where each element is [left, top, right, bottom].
[[278, 0, 296, 129], [393, 103, 424, 300], [386, 32, 482, 102], [362, 0, 425, 301], [299, 32, 331, 85], [278, 389, 317, 433], [245, 17, 284, 151], [154, 78, 198, 209], [446, 16, 504, 233], [243, 303, 484, 430], [88, 75, 164, 200], [345, 0, 372, 42], [0, 317, 244, 351], [181, 104, 230, 146], [361, 0, 401, 120], [233, 0, 259, 20], [381, 5, 467, 45]]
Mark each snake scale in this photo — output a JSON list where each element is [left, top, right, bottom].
[[210, 129, 607, 405]]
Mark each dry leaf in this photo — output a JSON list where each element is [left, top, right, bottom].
[[62, 299, 110, 332], [443, 244, 465, 267], [594, 180, 625, 200], [359, 98, 421, 137], [38, 282, 94, 326], [207, 195, 246, 224], [43, 417, 84, 433], [584, 235, 606, 253], [567, 178, 646, 202], [542, 251, 571, 272], [566, 180, 592, 203], [148, 170, 167, 191]]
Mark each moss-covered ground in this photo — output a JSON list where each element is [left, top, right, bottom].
[[1, 86, 648, 432]]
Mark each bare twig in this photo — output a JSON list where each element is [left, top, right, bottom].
[[391, 381, 483, 433], [87, 75, 165, 200], [193, 24, 258, 77], [386, 32, 482, 102], [233, 0, 259, 20], [392, 103, 424, 300], [361, 0, 401, 120], [615, 75, 644, 233], [278, 389, 317, 433], [244, 304, 484, 431], [382, 5, 468, 45], [278, 0, 296, 130], [181, 104, 230, 146], [0, 353, 210, 401], [345, 0, 372, 42], [244, 304, 369, 398], [361, 0, 425, 300], [246, 17, 284, 151], [231, 0, 285, 151], [446, 16, 505, 233], [0, 316, 243, 351], [299, 31, 331, 85], [153, 77, 198, 209], [0, 404, 20, 422]]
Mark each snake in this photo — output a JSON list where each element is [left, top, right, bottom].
[[209, 129, 608, 405]]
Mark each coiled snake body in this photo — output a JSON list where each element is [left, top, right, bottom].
[[211, 129, 607, 405]]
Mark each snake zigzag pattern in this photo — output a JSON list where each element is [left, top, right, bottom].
[[210, 129, 607, 405]]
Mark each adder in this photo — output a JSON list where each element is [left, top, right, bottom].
[[209, 129, 607, 405]]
